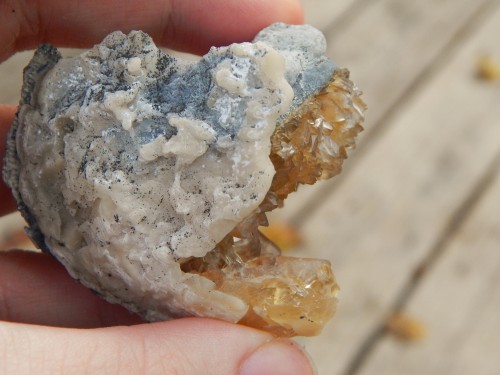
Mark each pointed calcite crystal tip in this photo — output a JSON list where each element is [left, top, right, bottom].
[[3, 23, 365, 336]]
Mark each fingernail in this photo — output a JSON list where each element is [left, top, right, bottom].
[[240, 340, 316, 375]]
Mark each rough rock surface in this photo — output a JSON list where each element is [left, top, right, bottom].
[[3, 23, 364, 336]]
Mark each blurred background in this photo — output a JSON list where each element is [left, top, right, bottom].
[[1, 0, 500, 374]]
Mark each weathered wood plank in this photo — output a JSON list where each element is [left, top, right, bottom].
[[358, 159, 500, 375], [448, 259, 500, 375], [294, 2, 500, 374], [0, 51, 31, 104], [326, 0, 495, 129], [273, 0, 497, 222]]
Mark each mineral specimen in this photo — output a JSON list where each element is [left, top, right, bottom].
[[3, 23, 365, 336]]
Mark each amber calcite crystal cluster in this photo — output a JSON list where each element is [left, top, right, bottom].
[[3, 23, 365, 336], [181, 70, 365, 336]]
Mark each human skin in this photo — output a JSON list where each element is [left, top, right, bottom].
[[0, 1, 315, 374]]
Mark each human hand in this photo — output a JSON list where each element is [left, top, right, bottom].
[[0, 1, 315, 374]]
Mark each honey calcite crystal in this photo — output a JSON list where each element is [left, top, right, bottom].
[[3, 23, 365, 336]]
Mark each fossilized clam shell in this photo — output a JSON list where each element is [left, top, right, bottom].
[[3, 23, 365, 336]]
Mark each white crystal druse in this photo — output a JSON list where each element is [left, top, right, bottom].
[[4, 24, 342, 325]]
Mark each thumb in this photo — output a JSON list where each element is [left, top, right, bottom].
[[1, 318, 315, 375], [0, 104, 18, 216]]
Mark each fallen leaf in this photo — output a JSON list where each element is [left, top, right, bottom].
[[477, 55, 500, 81], [386, 311, 427, 342]]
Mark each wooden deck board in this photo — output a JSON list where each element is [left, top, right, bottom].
[[0, 51, 30, 104], [325, 0, 495, 130], [295, 1, 500, 373], [358, 157, 500, 375], [301, 0, 362, 31]]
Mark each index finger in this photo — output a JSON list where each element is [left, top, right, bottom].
[[1, 0, 303, 61], [0, 105, 17, 216]]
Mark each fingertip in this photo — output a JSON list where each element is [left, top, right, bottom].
[[110, 319, 315, 375], [240, 339, 316, 375], [138, 319, 316, 375], [0, 104, 18, 216], [254, 0, 304, 26], [166, 0, 305, 54], [281, 0, 306, 25]]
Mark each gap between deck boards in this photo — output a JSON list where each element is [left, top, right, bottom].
[[293, 0, 500, 373], [344, 150, 500, 375]]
